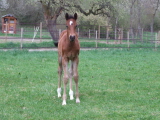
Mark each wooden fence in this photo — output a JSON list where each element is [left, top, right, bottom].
[[0, 22, 160, 49]]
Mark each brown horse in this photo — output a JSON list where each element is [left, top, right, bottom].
[[57, 13, 80, 105]]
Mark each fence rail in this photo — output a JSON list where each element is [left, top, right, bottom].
[[0, 23, 160, 50]]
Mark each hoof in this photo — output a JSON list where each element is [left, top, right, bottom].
[[62, 100, 66, 105], [70, 96, 74, 100], [76, 98, 80, 103], [58, 94, 61, 98]]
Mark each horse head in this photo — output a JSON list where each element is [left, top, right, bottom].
[[65, 13, 78, 42]]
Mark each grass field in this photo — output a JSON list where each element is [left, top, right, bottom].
[[0, 40, 159, 49], [0, 49, 160, 119]]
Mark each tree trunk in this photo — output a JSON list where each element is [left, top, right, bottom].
[[137, 0, 142, 41], [46, 18, 58, 42], [150, 19, 154, 41], [129, 0, 135, 41], [44, 18, 59, 46], [129, 0, 137, 43], [40, 1, 63, 46], [149, 0, 160, 41]]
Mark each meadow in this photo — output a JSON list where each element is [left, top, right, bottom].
[[0, 49, 160, 120], [0, 39, 159, 49]]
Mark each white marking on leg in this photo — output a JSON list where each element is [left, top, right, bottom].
[[69, 89, 74, 100], [62, 100, 66, 105], [76, 98, 80, 103], [57, 88, 61, 98]]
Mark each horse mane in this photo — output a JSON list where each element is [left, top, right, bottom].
[[54, 42, 58, 47], [66, 15, 75, 20]]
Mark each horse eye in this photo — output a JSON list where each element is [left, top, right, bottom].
[[66, 26, 68, 28]]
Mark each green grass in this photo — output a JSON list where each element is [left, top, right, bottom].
[[0, 40, 159, 49], [143, 31, 156, 42], [0, 29, 51, 39], [0, 49, 160, 119], [0, 42, 55, 49], [0, 32, 20, 38]]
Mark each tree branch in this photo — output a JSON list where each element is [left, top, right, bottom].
[[73, 1, 115, 17]]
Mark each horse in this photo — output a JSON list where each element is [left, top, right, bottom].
[[57, 13, 80, 105]]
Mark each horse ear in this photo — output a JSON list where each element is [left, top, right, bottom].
[[65, 13, 69, 20], [74, 13, 77, 20]]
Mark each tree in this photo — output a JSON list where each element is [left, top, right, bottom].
[[39, 0, 116, 45], [137, 0, 142, 36], [128, 0, 136, 38], [0, 0, 9, 11], [0, 0, 9, 19], [1, 0, 43, 24], [148, 0, 160, 34]]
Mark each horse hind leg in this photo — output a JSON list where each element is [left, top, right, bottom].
[[69, 62, 74, 100], [73, 58, 80, 103], [57, 56, 62, 98]]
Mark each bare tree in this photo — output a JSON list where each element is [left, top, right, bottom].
[[39, 0, 116, 45], [137, 0, 142, 32], [129, 0, 137, 39], [149, 0, 160, 34]]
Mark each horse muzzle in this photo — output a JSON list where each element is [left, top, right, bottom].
[[69, 35, 75, 42]]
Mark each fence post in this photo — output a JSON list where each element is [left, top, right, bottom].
[[158, 31, 160, 47], [106, 26, 109, 43], [59, 29, 61, 36], [155, 33, 157, 50], [115, 26, 117, 40], [121, 27, 123, 44], [98, 25, 100, 39], [5, 22, 8, 42], [127, 31, 130, 50], [96, 30, 98, 48], [141, 28, 143, 43], [20, 28, 23, 49], [158, 31, 160, 40], [40, 22, 42, 42], [89, 29, 90, 39]]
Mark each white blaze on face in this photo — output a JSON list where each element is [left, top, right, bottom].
[[69, 21, 73, 25]]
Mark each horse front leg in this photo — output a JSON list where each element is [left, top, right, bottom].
[[57, 56, 62, 98], [69, 62, 74, 100], [62, 57, 69, 105], [73, 57, 80, 103]]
